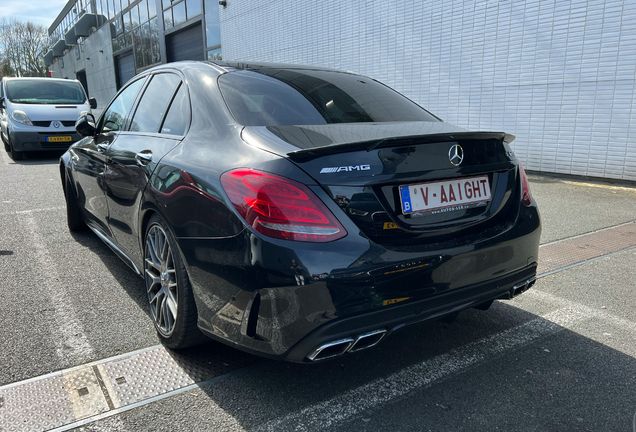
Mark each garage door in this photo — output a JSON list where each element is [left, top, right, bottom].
[[116, 52, 135, 89], [167, 24, 204, 62]]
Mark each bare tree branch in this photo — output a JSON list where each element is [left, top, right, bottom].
[[0, 18, 51, 77]]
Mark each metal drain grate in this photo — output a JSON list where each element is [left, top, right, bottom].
[[0, 343, 261, 432]]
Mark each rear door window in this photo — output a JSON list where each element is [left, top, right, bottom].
[[160, 84, 190, 136], [129, 73, 181, 133]]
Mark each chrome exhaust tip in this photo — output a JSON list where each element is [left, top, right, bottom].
[[306, 328, 389, 361], [349, 329, 387, 352], [307, 338, 354, 361], [511, 276, 537, 298]]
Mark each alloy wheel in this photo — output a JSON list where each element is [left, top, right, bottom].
[[145, 224, 178, 337]]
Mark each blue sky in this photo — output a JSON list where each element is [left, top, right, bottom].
[[0, 0, 68, 30]]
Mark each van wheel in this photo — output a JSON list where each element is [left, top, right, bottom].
[[7, 136, 23, 160]]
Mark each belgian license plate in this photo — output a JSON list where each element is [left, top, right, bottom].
[[399, 175, 491, 215], [46, 136, 72, 142]]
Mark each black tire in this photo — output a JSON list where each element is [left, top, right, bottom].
[[7, 136, 23, 161], [144, 214, 207, 349], [2, 134, 9, 152], [64, 174, 86, 231]]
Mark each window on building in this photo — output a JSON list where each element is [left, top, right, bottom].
[[172, 1, 186, 26], [139, 1, 148, 22], [163, 0, 202, 30], [203, 0, 220, 48], [186, 0, 201, 19], [207, 47, 221, 61], [130, 73, 181, 133], [111, 0, 160, 69]]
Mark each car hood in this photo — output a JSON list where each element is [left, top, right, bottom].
[[9, 102, 89, 121]]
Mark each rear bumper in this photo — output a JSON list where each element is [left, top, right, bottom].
[[181, 201, 541, 362], [284, 264, 537, 362], [9, 130, 80, 151]]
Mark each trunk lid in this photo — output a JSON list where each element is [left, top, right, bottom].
[[242, 122, 521, 246]]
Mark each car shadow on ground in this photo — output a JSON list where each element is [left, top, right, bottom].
[[4, 150, 65, 165], [69, 229, 151, 317], [118, 301, 636, 432]]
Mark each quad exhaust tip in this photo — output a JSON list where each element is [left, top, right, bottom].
[[511, 276, 537, 298], [307, 329, 387, 361]]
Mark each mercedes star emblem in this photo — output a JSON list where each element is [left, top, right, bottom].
[[449, 144, 464, 166]]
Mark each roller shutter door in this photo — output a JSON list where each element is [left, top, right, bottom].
[[116, 52, 135, 90], [167, 24, 204, 62]]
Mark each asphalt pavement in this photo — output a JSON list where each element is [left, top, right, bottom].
[[0, 149, 635, 432]]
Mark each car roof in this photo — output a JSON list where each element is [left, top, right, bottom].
[[4, 77, 80, 84], [209, 61, 350, 73], [144, 60, 358, 76]]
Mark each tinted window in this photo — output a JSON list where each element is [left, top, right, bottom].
[[6, 79, 86, 104], [218, 69, 439, 126], [129, 73, 181, 133], [101, 78, 145, 132], [160, 84, 190, 136]]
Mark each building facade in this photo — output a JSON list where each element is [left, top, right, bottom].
[[46, 0, 222, 116], [48, 0, 636, 181], [219, 0, 635, 182]]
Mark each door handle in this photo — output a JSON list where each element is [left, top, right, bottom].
[[136, 151, 153, 165]]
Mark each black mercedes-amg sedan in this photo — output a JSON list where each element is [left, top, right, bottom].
[[60, 61, 540, 362]]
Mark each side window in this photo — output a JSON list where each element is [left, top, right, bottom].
[[129, 73, 181, 133], [101, 78, 146, 133], [160, 84, 190, 136]]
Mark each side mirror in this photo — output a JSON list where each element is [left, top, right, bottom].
[[89, 97, 97, 109], [76, 113, 97, 137]]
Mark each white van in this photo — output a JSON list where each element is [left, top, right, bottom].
[[0, 77, 96, 160]]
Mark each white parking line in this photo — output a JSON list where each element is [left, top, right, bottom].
[[0, 146, 9, 164], [257, 307, 588, 432], [22, 215, 94, 363], [0, 206, 66, 217], [14, 206, 65, 215], [524, 289, 636, 333]]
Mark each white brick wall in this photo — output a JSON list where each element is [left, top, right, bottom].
[[221, 0, 636, 181]]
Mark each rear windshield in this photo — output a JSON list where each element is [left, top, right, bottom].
[[218, 69, 439, 126], [5, 79, 86, 104]]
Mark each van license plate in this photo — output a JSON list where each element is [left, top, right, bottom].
[[399, 175, 491, 214], [46, 136, 72, 142]]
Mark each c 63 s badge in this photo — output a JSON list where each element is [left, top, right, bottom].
[[320, 164, 371, 173]]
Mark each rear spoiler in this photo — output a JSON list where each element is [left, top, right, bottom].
[[287, 131, 515, 162]]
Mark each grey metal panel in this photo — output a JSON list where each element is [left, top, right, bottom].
[[44, 50, 54, 65], [65, 28, 77, 46], [52, 39, 67, 57], [74, 13, 99, 37]]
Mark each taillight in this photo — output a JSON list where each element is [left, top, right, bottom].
[[220, 169, 347, 242], [519, 163, 532, 206]]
